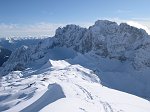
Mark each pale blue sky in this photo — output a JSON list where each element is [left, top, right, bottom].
[[0, 0, 150, 37]]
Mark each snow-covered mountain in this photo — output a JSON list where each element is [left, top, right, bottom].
[[2, 20, 150, 71], [54, 20, 150, 69], [0, 37, 47, 67], [0, 20, 150, 112], [1, 58, 150, 112]]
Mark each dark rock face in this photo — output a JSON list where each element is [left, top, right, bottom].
[[0, 46, 12, 66], [13, 63, 25, 71]]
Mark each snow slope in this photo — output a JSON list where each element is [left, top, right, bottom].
[[70, 52, 150, 98], [0, 56, 150, 112]]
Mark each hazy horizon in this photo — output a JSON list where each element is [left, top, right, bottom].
[[0, 0, 150, 37]]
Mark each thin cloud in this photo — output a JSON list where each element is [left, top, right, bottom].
[[100, 17, 150, 34], [0, 19, 150, 37], [116, 9, 132, 14], [0, 22, 93, 38], [0, 23, 64, 37], [127, 21, 150, 34], [131, 17, 150, 21]]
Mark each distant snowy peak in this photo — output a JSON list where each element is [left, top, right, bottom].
[[1, 20, 150, 75]]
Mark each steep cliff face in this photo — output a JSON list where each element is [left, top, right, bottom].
[[0, 46, 12, 66], [54, 20, 150, 69], [1, 20, 150, 75]]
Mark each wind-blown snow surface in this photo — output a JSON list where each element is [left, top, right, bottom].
[[0, 47, 150, 112]]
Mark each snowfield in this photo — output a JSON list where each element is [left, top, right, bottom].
[[0, 49, 150, 112]]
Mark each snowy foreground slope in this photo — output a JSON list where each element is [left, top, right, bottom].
[[0, 20, 150, 111], [0, 53, 150, 112], [0, 48, 150, 112]]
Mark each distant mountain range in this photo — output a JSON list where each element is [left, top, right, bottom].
[[0, 37, 46, 67], [0, 37, 45, 51], [0, 46, 11, 66]]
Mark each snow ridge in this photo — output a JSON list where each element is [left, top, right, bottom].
[[0, 60, 150, 112]]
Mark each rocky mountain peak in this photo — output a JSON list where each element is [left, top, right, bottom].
[[1, 20, 150, 75]]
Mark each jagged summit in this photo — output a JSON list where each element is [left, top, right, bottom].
[[94, 20, 118, 26], [54, 20, 150, 68]]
